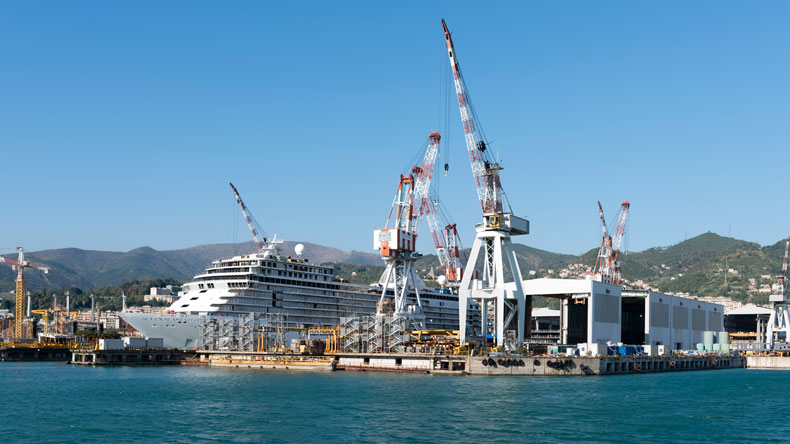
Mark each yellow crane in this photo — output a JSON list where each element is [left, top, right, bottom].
[[0, 248, 50, 338]]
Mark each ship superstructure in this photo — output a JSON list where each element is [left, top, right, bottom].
[[120, 248, 463, 349]]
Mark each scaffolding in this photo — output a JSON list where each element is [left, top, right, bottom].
[[199, 313, 308, 352], [339, 314, 410, 353], [199, 314, 257, 352]]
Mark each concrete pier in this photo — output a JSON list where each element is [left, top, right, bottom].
[[0, 346, 70, 361], [70, 349, 188, 365], [472, 355, 744, 375], [197, 350, 745, 376], [745, 356, 790, 369]]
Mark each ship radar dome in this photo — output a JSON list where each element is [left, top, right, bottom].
[[295, 243, 305, 257], [437, 275, 447, 287]]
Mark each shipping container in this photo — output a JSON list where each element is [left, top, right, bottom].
[[98, 339, 124, 350], [145, 338, 164, 349], [123, 337, 147, 349]]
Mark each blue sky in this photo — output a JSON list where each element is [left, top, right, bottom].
[[1, 2, 789, 256]]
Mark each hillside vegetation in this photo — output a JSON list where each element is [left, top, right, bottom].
[[2, 233, 786, 306], [550, 232, 785, 303]]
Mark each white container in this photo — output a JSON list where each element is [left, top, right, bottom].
[[123, 337, 147, 349], [146, 338, 164, 349], [98, 339, 124, 350], [657, 345, 667, 356], [643, 345, 653, 356]]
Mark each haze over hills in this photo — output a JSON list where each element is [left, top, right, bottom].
[[1, 232, 788, 304]]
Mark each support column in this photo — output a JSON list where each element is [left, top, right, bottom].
[[459, 229, 526, 347]]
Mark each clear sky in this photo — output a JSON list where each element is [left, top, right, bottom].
[[1, 2, 789, 256]]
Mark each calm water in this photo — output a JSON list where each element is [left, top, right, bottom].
[[1, 363, 789, 443]]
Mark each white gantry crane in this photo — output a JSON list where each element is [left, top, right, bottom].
[[0, 247, 49, 338], [374, 132, 443, 327], [767, 237, 790, 348], [591, 201, 630, 285], [442, 19, 530, 347], [229, 182, 281, 257]]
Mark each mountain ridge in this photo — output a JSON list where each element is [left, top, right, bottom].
[[3, 232, 788, 304]]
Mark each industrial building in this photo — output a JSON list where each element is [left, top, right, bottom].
[[621, 289, 724, 350], [522, 278, 724, 353]]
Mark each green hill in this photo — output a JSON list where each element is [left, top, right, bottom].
[[550, 232, 785, 303]]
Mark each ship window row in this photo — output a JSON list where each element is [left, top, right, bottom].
[[206, 267, 250, 274], [276, 270, 329, 281], [216, 260, 332, 275]]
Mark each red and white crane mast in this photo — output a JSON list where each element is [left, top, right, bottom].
[[443, 19, 529, 347], [412, 132, 442, 236], [610, 201, 630, 285], [442, 20, 504, 217]]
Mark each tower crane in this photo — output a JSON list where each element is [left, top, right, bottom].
[[229, 182, 281, 257], [591, 201, 630, 285], [374, 133, 442, 326], [0, 247, 50, 338], [443, 19, 530, 346], [767, 237, 790, 348]]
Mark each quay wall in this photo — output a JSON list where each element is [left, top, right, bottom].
[[746, 356, 790, 369]]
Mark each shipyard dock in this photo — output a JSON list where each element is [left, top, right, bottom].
[[196, 350, 744, 375]]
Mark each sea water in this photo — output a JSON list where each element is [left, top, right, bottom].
[[1, 363, 788, 443]]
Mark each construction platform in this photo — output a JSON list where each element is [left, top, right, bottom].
[[70, 349, 190, 366], [195, 350, 745, 376]]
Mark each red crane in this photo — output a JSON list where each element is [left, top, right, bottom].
[[591, 201, 629, 285]]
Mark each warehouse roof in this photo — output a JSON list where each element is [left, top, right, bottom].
[[725, 304, 772, 316]]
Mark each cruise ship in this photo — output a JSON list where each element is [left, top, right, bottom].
[[119, 243, 464, 349]]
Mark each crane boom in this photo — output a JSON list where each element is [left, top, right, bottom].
[[412, 132, 442, 237], [611, 201, 630, 285], [592, 201, 613, 282], [422, 197, 465, 284], [229, 182, 268, 252], [611, 202, 630, 254], [442, 19, 505, 216]]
